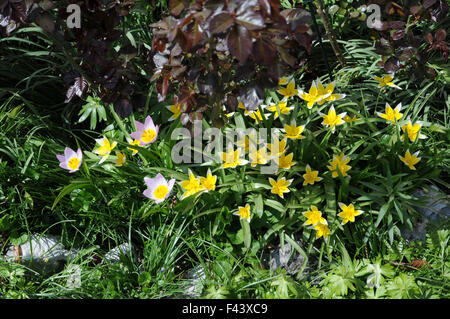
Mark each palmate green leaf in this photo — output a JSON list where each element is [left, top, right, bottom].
[[9, 232, 30, 246], [78, 96, 107, 130], [386, 273, 419, 298], [356, 260, 395, 289], [365, 286, 387, 299], [90, 108, 97, 130], [0, 215, 13, 232], [271, 272, 303, 299], [323, 272, 357, 297]]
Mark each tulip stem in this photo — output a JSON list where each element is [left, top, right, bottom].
[[306, 229, 315, 255], [318, 240, 325, 268], [108, 104, 148, 166], [374, 90, 382, 116]]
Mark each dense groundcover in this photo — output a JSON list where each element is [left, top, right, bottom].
[[0, 0, 449, 299]]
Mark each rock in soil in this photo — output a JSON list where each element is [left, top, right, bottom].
[[266, 240, 307, 275], [401, 185, 450, 243], [1, 234, 78, 274]]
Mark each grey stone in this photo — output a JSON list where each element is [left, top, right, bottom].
[[268, 241, 306, 275], [179, 265, 205, 298], [412, 186, 450, 221], [104, 243, 132, 263], [2, 234, 78, 274], [401, 185, 450, 243]]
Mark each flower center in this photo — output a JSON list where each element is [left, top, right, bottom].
[[153, 185, 169, 200], [142, 129, 156, 143], [239, 209, 250, 219], [68, 157, 80, 170]]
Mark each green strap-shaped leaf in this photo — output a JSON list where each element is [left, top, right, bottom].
[[374, 202, 390, 229], [241, 218, 252, 250], [51, 181, 93, 210]]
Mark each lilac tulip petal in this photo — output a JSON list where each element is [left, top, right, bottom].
[[167, 179, 176, 192], [56, 154, 65, 162], [135, 120, 144, 131], [130, 131, 142, 140], [153, 126, 159, 141], [154, 173, 166, 186], [64, 147, 75, 159], [77, 148, 83, 160], [144, 177, 159, 191], [59, 162, 69, 170], [143, 189, 153, 199], [144, 177, 154, 188], [144, 116, 155, 130]]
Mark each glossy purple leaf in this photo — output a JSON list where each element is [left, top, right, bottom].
[[258, 0, 271, 15], [410, 5, 422, 15], [278, 46, 296, 67], [398, 47, 413, 61], [388, 21, 406, 29], [424, 32, 434, 44], [430, 0, 448, 22], [209, 12, 234, 34], [236, 10, 265, 30], [392, 29, 405, 41], [114, 98, 133, 118], [423, 0, 437, 9], [280, 8, 311, 32], [435, 29, 446, 42], [65, 77, 88, 103], [227, 25, 253, 64], [253, 38, 276, 66]]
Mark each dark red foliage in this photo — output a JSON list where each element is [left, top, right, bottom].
[[0, 0, 35, 35], [1, 0, 143, 118], [1, 0, 312, 124], [425, 29, 449, 62], [150, 0, 312, 125], [371, 0, 448, 78]]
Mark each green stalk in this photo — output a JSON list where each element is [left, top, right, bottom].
[[318, 240, 325, 269], [108, 104, 131, 139], [374, 90, 382, 116], [144, 85, 154, 117], [108, 104, 148, 166], [306, 229, 315, 255]]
